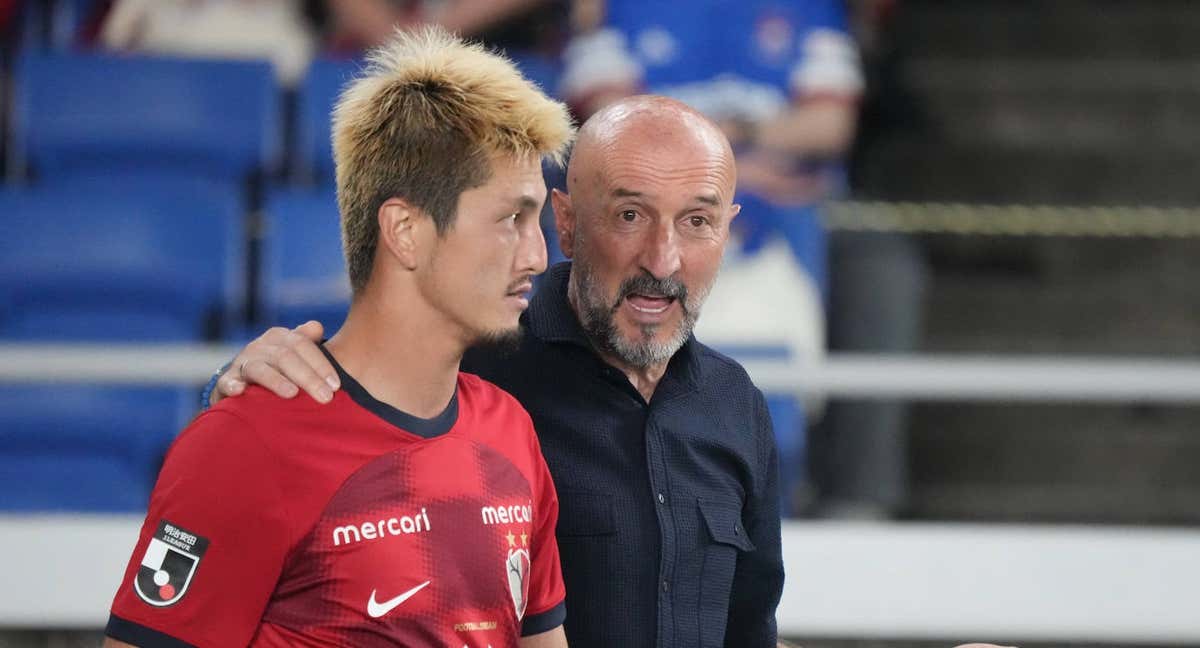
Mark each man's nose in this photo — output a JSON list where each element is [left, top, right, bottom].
[[639, 219, 682, 279], [518, 218, 549, 275]]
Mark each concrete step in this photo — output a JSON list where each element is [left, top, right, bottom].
[[857, 140, 1200, 205], [904, 59, 1200, 151], [898, 0, 1200, 60], [907, 236, 1200, 524], [919, 237, 1200, 355], [910, 402, 1200, 524]]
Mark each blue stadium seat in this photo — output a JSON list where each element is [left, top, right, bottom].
[[0, 178, 245, 341], [0, 384, 192, 512], [12, 52, 280, 183], [510, 51, 562, 99], [297, 58, 361, 183], [260, 188, 350, 332], [295, 54, 558, 184]]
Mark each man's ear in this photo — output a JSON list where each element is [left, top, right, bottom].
[[550, 188, 576, 259], [729, 202, 741, 225], [377, 197, 422, 270]]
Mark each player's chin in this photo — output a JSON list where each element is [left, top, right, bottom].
[[473, 322, 523, 351]]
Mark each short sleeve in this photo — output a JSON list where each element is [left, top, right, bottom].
[[520, 423, 567, 636], [106, 409, 292, 648], [789, 0, 864, 98]]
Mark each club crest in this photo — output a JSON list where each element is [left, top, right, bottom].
[[504, 530, 531, 620]]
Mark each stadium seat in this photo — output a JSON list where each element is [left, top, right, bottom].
[[296, 58, 361, 183], [259, 188, 350, 332], [295, 54, 558, 184], [11, 52, 280, 183], [510, 50, 562, 99], [0, 178, 245, 341], [0, 384, 192, 512]]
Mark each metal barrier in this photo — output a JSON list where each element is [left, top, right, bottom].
[[825, 201, 1200, 238], [4, 344, 1200, 403]]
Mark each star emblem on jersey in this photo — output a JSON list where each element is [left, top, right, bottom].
[[134, 520, 209, 607], [367, 580, 431, 618], [505, 530, 531, 621]]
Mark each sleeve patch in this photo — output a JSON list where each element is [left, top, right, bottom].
[[133, 520, 210, 607]]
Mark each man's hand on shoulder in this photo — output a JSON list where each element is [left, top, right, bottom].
[[212, 320, 339, 406]]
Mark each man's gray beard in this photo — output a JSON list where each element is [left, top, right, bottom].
[[571, 257, 710, 370]]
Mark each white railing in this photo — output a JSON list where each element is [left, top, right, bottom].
[[4, 344, 1200, 403], [3, 515, 1200, 643]]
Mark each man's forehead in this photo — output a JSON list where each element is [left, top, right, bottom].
[[607, 185, 723, 207], [595, 146, 734, 203], [569, 97, 737, 200]]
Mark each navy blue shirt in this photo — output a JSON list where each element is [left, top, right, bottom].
[[463, 262, 784, 648]]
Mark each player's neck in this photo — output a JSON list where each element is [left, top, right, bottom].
[[325, 290, 464, 420]]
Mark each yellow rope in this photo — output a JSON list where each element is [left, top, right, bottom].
[[822, 202, 1200, 237]]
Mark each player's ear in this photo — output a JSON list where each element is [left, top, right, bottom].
[[550, 189, 575, 259], [377, 197, 421, 270]]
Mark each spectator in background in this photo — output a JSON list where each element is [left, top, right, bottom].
[[558, 0, 863, 513], [316, 0, 571, 100], [92, 0, 569, 87], [320, 0, 567, 58], [96, 0, 318, 85]]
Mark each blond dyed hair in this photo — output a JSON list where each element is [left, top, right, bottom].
[[332, 26, 574, 294]]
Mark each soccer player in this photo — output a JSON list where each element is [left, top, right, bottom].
[[104, 27, 573, 648]]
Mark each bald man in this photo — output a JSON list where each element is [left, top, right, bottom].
[[210, 95, 783, 647]]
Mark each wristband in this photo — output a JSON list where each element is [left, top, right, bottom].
[[199, 360, 233, 411]]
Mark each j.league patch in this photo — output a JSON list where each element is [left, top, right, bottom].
[[134, 520, 209, 607]]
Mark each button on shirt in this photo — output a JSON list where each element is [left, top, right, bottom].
[[463, 262, 784, 648]]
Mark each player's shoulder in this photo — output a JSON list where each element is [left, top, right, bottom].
[[157, 395, 283, 486], [188, 386, 329, 449], [455, 372, 539, 453], [212, 384, 334, 423]]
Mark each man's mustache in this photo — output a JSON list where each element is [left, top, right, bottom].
[[613, 272, 690, 313]]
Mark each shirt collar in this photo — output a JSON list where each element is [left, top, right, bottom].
[[526, 262, 702, 392], [526, 262, 593, 348]]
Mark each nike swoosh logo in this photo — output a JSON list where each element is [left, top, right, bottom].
[[367, 580, 431, 618]]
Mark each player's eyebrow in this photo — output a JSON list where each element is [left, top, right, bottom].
[[513, 195, 541, 211], [612, 187, 644, 199], [691, 193, 720, 207]]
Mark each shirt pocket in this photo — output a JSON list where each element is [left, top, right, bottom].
[[697, 498, 755, 648]]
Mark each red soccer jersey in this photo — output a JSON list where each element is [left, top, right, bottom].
[[107, 353, 565, 647]]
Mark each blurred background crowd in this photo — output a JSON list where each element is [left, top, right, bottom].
[[3, 0, 1200, 646]]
